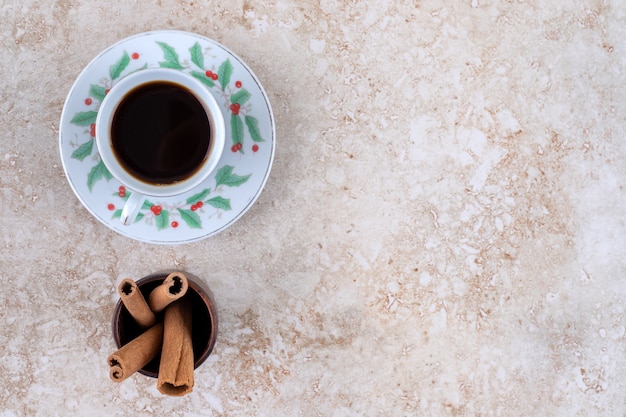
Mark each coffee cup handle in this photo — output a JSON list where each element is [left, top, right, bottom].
[[121, 192, 146, 226]]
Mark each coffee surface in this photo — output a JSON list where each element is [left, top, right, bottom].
[[111, 81, 211, 184]]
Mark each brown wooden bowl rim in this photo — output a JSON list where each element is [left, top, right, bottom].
[[111, 270, 218, 378]]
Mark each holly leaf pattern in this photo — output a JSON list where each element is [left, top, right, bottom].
[[245, 115, 264, 142], [215, 165, 251, 188], [89, 84, 107, 102], [231, 114, 244, 148], [160, 61, 185, 70], [71, 139, 94, 161], [190, 71, 215, 88], [177, 208, 202, 229], [218, 59, 233, 90], [70, 111, 98, 126], [157, 42, 184, 69], [155, 210, 170, 230], [186, 189, 211, 205], [230, 89, 251, 105], [190, 42, 204, 69], [87, 160, 112, 191], [110, 51, 130, 80], [126, 63, 149, 77], [206, 196, 231, 210]]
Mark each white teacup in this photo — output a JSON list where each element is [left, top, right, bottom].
[[96, 68, 225, 225]]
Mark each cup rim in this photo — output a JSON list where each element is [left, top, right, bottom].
[[95, 68, 226, 197], [111, 270, 218, 378]]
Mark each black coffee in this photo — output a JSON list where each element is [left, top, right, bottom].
[[111, 81, 211, 184]]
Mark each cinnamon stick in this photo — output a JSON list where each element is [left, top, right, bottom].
[[108, 322, 164, 383], [157, 299, 194, 396], [118, 278, 157, 328], [148, 272, 189, 313]]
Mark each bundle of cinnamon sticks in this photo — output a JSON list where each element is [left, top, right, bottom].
[[108, 271, 195, 396]]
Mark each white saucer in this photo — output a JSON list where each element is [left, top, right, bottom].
[[59, 31, 275, 244]]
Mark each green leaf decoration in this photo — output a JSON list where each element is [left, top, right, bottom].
[[126, 63, 149, 77], [159, 61, 185, 70], [190, 71, 215, 88], [155, 210, 170, 230], [71, 139, 94, 161], [225, 172, 251, 187], [231, 113, 244, 149], [186, 188, 211, 205], [70, 111, 98, 126], [215, 165, 233, 186], [103, 166, 113, 180], [218, 59, 233, 90], [206, 196, 231, 210], [89, 84, 107, 102], [215, 165, 251, 188], [110, 51, 130, 80], [157, 42, 184, 69], [245, 115, 264, 142], [190, 42, 204, 69], [87, 160, 112, 191], [142, 199, 155, 210], [230, 89, 251, 105], [177, 208, 202, 229]]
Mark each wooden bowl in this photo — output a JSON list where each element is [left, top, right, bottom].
[[111, 270, 218, 378]]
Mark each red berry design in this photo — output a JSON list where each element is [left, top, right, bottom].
[[131, 52, 140, 60], [236, 143, 243, 150], [235, 81, 242, 88], [230, 103, 241, 115], [252, 144, 259, 152], [90, 123, 96, 137], [231, 144, 238, 152], [190, 201, 203, 211], [118, 185, 126, 197], [105, 89, 110, 95], [107, 203, 115, 211], [85, 98, 92, 105], [171, 221, 179, 228], [206, 70, 213, 78], [150, 205, 162, 216]]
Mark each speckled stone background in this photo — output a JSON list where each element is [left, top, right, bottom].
[[1, 0, 626, 416]]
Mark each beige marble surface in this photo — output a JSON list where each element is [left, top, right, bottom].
[[1, 0, 626, 415]]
